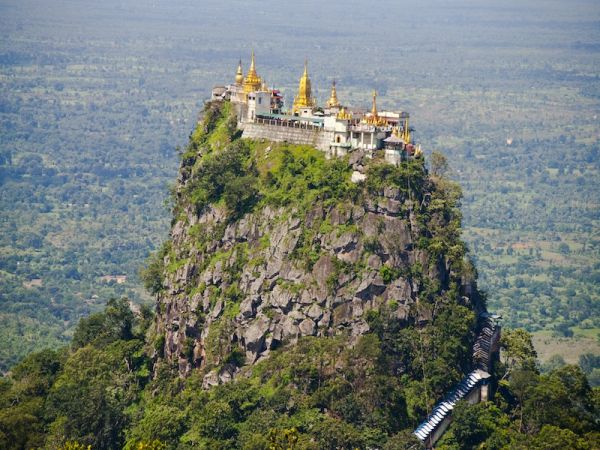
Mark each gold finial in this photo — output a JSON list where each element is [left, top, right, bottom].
[[371, 90, 378, 117], [293, 59, 315, 113], [249, 49, 256, 74], [235, 59, 244, 85], [327, 80, 340, 108], [363, 90, 385, 125]]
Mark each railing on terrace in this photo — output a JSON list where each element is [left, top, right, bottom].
[[349, 124, 394, 133], [349, 124, 377, 132], [254, 116, 323, 131]]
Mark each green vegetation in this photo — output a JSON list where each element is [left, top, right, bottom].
[[1, 301, 597, 449], [180, 102, 258, 218], [259, 145, 358, 209], [0, 297, 473, 449], [0, 298, 152, 450], [366, 160, 427, 199], [176, 101, 360, 225], [139, 242, 171, 296]]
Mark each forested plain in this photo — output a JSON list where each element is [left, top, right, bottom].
[[0, 0, 599, 373]]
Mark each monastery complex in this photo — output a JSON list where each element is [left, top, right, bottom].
[[212, 51, 422, 166]]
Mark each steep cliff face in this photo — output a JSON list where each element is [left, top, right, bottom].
[[151, 101, 483, 383]]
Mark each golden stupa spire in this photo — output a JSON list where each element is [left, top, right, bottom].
[[371, 90, 378, 117], [293, 59, 315, 113], [326, 80, 340, 108], [235, 59, 244, 85], [364, 90, 385, 125], [249, 49, 256, 75], [243, 49, 262, 94]]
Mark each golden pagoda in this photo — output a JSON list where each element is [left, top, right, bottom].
[[243, 50, 262, 95], [234, 59, 244, 85], [363, 90, 386, 126], [326, 80, 341, 108], [292, 60, 316, 113]]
